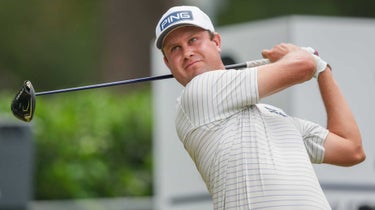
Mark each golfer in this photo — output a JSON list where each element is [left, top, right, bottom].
[[155, 5, 365, 209]]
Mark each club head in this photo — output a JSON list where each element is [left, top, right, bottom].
[[11, 80, 36, 122]]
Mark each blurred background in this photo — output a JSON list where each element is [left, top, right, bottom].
[[0, 0, 374, 210]]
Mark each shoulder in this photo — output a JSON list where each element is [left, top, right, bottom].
[[182, 70, 227, 99], [186, 70, 226, 86], [186, 68, 258, 90]]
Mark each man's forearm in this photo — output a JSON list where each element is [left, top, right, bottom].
[[318, 68, 361, 143]]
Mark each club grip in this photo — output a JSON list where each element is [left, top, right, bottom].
[[246, 59, 270, 68], [225, 58, 270, 70]]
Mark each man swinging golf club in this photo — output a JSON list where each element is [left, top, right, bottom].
[[155, 5, 365, 209]]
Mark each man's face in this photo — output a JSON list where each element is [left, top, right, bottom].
[[162, 26, 224, 86]]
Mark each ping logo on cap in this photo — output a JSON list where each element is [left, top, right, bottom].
[[160, 10, 193, 31]]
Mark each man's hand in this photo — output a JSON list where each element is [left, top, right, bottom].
[[262, 43, 329, 79], [261, 43, 307, 63], [257, 43, 316, 99]]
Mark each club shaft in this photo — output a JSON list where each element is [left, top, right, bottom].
[[35, 74, 174, 96], [35, 59, 270, 96]]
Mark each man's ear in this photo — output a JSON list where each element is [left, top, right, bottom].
[[163, 56, 170, 68], [212, 32, 222, 52]]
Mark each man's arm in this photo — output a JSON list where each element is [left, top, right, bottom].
[[318, 68, 366, 166], [258, 43, 316, 99], [259, 43, 365, 166]]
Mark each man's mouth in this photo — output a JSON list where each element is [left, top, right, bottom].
[[185, 60, 201, 70]]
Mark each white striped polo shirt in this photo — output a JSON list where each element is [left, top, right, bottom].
[[175, 68, 331, 209]]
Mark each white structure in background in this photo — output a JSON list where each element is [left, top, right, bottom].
[[152, 16, 375, 210]]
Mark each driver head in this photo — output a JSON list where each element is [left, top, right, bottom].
[[11, 80, 36, 122]]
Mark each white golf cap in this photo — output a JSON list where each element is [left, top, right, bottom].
[[155, 6, 215, 49]]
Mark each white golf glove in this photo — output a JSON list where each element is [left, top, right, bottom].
[[302, 47, 329, 78]]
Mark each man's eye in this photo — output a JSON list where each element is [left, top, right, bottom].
[[189, 37, 197, 43], [171, 46, 180, 52]]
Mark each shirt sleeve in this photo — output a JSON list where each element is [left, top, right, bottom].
[[180, 68, 259, 127], [292, 117, 329, 163]]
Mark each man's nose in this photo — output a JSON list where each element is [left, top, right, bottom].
[[183, 46, 194, 59]]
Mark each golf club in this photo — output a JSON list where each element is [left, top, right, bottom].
[[11, 58, 270, 122]]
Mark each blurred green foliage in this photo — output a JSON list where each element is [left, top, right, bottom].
[[0, 88, 153, 199]]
